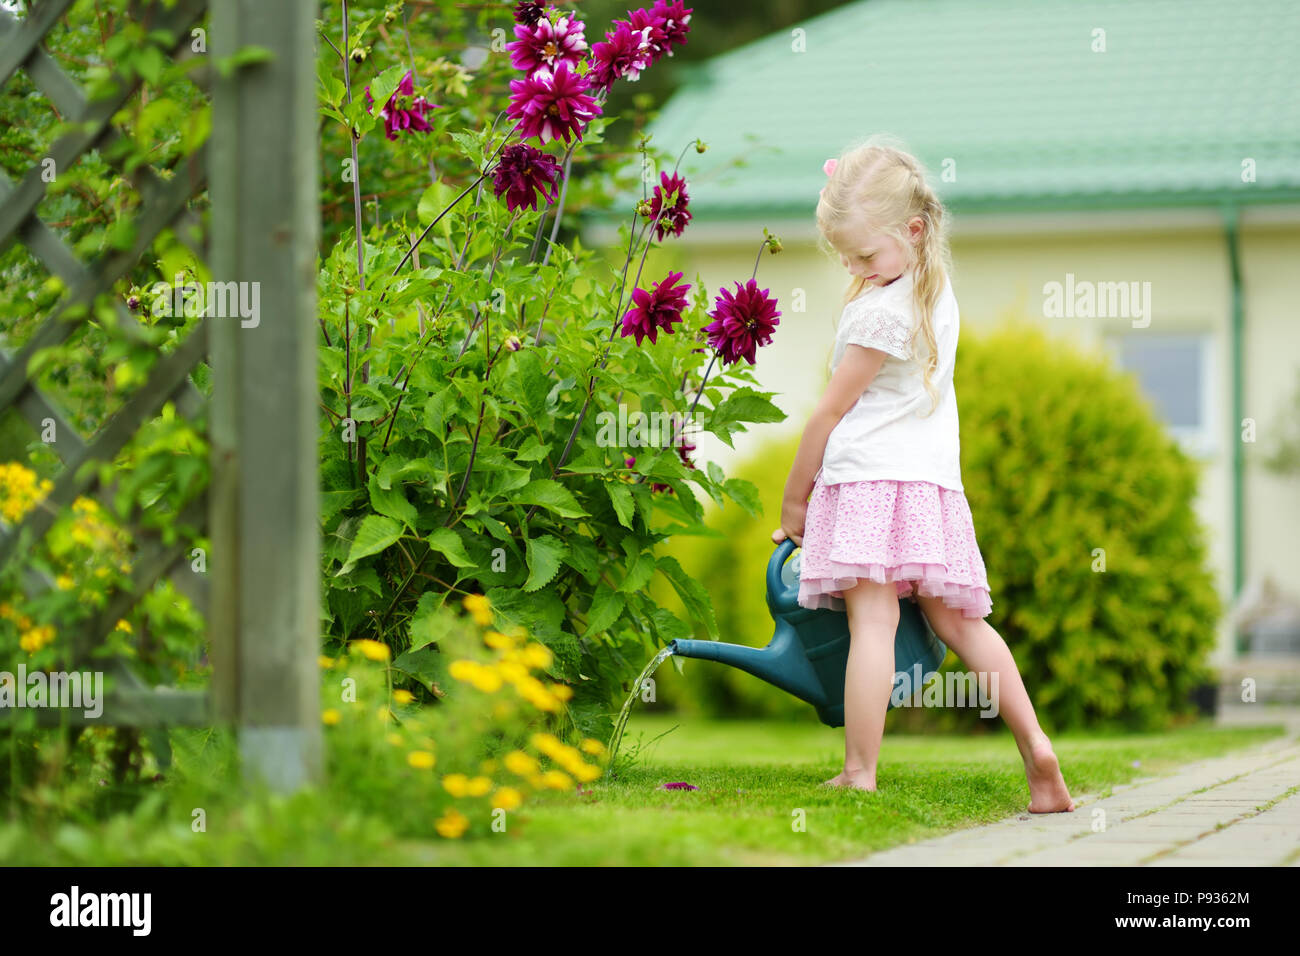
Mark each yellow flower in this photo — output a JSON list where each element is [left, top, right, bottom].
[[580, 738, 606, 756], [392, 689, 415, 704], [114, 619, 132, 634], [55, 575, 74, 591], [466, 775, 492, 796], [573, 763, 602, 783], [522, 643, 553, 669], [318, 655, 335, 668], [483, 630, 515, 649], [504, 750, 539, 776], [462, 593, 493, 627], [435, 808, 470, 839], [352, 638, 390, 661], [530, 733, 563, 757], [496, 660, 528, 684], [469, 668, 503, 693], [491, 787, 524, 811], [550, 683, 574, 701], [442, 773, 470, 797], [386, 732, 403, 746], [540, 769, 573, 790], [448, 659, 477, 680], [407, 750, 436, 770], [321, 708, 342, 726]]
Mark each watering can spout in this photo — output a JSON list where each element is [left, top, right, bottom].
[[669, 632, 823, 707], [668, 538, 949, 728]]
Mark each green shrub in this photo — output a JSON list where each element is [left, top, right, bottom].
[[664, 320, 1222, 732]]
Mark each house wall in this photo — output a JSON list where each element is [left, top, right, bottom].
[[600, 211, 1300, 665]]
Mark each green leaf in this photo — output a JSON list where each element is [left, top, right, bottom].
[[723, 478, 763, 517], [216, 44, 275, 79], [338, 514, 402, 574], [512, 434, 550, 462], [407, 591, 445, 649], [508, 479, 588, 518], [657, 555, 719, 640], [368, 475, 417, 527], [620, 548, 656, 593], [583, 583, 625, 636], [427, 527, 474, 568], [605, 482, 634, 529], [523, 534, 567, 592], [367, 65, 406, 116]]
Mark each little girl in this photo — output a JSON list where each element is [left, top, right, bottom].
[[772, 140, 1074, 813]]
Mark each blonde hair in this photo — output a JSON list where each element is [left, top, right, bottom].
[[816, 135, 953, 417]]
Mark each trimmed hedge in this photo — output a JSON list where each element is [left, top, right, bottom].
[[661, 320, 1222, 732]]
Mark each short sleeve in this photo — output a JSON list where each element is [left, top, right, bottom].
[[840, 303, 914, 361]]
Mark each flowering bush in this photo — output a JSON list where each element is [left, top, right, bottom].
[[318, 595, 606, 839], [316, 1, 785, 742]]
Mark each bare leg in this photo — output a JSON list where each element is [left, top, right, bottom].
[[916, 595, 1074, 813], [822, 579, 900, 791]]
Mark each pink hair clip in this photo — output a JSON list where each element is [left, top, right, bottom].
[[819, 157, 838, 198]]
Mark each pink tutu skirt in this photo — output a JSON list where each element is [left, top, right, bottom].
[[797, 474, 993, 618]]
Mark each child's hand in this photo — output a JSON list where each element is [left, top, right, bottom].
[[772, 497, 807, 547]]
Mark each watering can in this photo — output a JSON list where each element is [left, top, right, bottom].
[[668, 538, 949, 727]]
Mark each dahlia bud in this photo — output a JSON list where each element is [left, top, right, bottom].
[[349, 46, 367, 64], [504, 335, 522, 352], [694, 139, 708, 153], [636, 199, 653, 218], [624, 456, 636, 468], [126, 294, 140, 311]]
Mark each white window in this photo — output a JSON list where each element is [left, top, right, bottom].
[[1102, 331, 1216, 458]]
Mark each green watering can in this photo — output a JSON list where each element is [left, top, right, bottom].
[[669, 538, 949, 727]]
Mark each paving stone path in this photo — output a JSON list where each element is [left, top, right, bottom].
[[830, 729, 1300, 866]]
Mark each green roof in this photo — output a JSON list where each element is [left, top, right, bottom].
[[615, 0, 1300, 219]]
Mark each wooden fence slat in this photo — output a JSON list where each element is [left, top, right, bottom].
[[0, 322, 208, 570], [0, 0, 206, 254], [0, 148, 206, 413], [209, 0, 321, 791], [0, 0, 77, 89]]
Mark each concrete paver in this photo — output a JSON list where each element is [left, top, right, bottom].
[[828, 724, 1300, 867]]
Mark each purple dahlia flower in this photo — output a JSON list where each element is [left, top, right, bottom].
[[620, 270, 691, 346], [645, 170, 691, 241], [588, 20, 655, 91], [507, 13, 588, 74], [364, 70, 438, 141], [513, 0, 548, 27], [703, 279, 781, 366], [492, 143, 563, 212], [507, 62, 602, 145], [628, 1, 693, 63]]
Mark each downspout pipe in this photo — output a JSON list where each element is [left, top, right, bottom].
[[1223, 204, 1245, 606]]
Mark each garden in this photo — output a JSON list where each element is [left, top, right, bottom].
[[0, 0, 1270, 868]]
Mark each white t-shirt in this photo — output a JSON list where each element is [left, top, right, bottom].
[[819, 268, 964, 492]]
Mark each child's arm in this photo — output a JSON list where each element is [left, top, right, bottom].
[[773, 345, 888, 545]]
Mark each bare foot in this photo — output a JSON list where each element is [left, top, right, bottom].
[[844, 769, 877, 792], [821, 770, 851, 788], [1024, 735, 1074, 813]]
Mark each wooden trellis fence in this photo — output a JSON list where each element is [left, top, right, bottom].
[[0, 0, 320, 790]]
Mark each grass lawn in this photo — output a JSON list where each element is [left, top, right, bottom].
[[3, 716, 1284, 865], [413, 715, 1287, 866]]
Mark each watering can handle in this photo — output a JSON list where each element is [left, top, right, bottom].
[[766, 537, 799, 613]]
